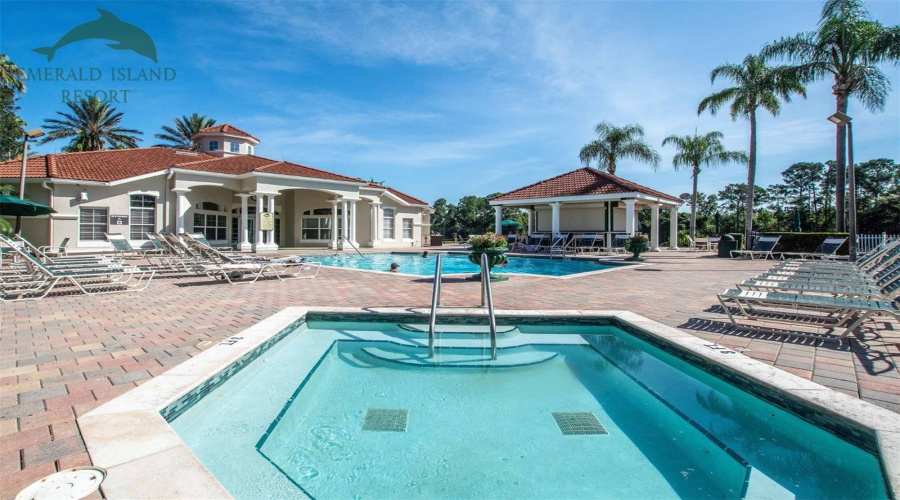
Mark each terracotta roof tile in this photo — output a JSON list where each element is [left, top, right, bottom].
[[0, 148, 213, 182], [368, 183, 429, 206], [195, 124, 258, 141], [490, 167, 681, 203], [174, 155, 365, 183]]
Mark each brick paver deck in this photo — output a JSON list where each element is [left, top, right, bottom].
[[1, 251, 898, 497]]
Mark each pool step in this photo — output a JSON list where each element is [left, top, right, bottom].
[[362, 345, 557, 368], [398, 323, 519, 336]]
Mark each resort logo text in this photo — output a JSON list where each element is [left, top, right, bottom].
[[27, 8, 176, 103]]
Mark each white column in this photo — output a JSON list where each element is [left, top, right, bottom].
[[349, 199, 358, 245], [494, 205, 503, 234], [267, 194, 277, 249], [550, 202, 561, 236], [669, 206, 679, 249], [623, 199, 637, 236], [526, 209, 533, 234], [340, 199, 348, 246], [253, 193, 264, 252], [650, 204, 660, 251], [172, 188, 190, 234], [330, 199, 339, 250], [238, 193, 251, 252], [369, 201, 382, 247]]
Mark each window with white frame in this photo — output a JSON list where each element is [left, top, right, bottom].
[[129, 195, 155, 240], [382, 208, 395, 239], [230, 142, 240, 153], [248, 145, 254, 155], [402, 218, 413, 239], [193, 203, 228, 241], [209, 140, 219, 151], [300, 208, 339, 240], [79, 207, 108, 241]]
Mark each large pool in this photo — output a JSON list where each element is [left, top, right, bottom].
[[169, 319, 888, 499], [311, 252, 618, 277]]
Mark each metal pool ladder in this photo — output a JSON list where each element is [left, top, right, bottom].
[[428, 253, 498, 360]]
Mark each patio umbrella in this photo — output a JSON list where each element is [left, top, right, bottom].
[[500, 219, 521, 227], [793, 208, 802, 232], [0, 195, 55, 217], [714, 212, 721, 235]]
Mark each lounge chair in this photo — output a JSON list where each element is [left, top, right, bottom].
[[525, 233, 548, 253], [2, 235, 122, 268], [605, 234, 630, 255], [199, 259, 320, 284], [38, 237, 70, 258], [575, 234, 599, 254], [106, 233, 165, 260], [739, 263, 900, 299], [778, 237, 848, 260], [730, 236, 781, 260], [717, 287, 900, 341], [187, 232, 234, 251], [0, 241, 154, 301]]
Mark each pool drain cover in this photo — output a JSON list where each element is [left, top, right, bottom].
[[16, 467, 106, 500], [552, 412, 608, 435], [362, 408, 409, 432]]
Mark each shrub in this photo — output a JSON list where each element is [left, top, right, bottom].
[[760, 232, 850, 255], [467, 233, 508, 249]]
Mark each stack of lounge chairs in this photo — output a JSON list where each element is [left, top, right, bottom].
[[0, 234, 154, 301], [718, 238, 900, 341]]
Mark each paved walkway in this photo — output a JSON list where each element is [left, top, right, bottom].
[[1, 251, 898, 498]]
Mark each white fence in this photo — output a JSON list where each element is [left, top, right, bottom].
[[858, 233, 899, 254]]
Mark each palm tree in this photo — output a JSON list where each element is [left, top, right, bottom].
[[0, 55, 26, 93], [661, 131, 747, 239], [761, 0, 899, 232], [698, 54, 806, 245], [154, 113, 216, 149], [578, 122, 660, 175], [40, 97, 142, 150]]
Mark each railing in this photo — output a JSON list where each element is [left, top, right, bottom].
[[858, 233, 899, 255], [337, 234, 364, 257], [427, 253, 497, 360]]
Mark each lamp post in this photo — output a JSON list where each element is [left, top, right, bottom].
[[15, 128, 46, 234], [827, 112, 856, 262]]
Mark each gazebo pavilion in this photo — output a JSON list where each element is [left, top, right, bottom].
[[489, 167, 683, 251]]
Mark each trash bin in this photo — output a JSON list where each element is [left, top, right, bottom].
[[717, 234, 737, 258], [430, 235, 443, 247]]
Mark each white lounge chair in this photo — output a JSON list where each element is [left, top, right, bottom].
[[730, 236, 781, 260]]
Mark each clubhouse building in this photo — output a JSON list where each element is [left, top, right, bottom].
[[0, 125, 432, 253]]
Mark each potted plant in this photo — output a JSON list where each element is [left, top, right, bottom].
[[625, 234, 650, 261], [466, 233, 509, 281]]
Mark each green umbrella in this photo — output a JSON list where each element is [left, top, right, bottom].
[[500, 219, 521, 226], [0, 195, 55, 216]]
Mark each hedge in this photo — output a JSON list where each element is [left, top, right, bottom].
[[722, 232, 849, 254], [760, 232, 850, 255]]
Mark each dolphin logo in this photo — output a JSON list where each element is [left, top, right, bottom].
[[33, 9, 158, 63]]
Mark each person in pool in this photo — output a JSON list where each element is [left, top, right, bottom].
[[422, 251, 429, 258], [389, 263, 400, 272]]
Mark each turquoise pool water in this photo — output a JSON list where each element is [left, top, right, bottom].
[[170, 321, 887, 499], [311, 252, 616, 277]]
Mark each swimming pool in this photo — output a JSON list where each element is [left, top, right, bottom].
[[163, 315, 889, 499], [313, 252, 618, 277]]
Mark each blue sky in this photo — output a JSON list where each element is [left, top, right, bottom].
[[2, 0, 898, 207]]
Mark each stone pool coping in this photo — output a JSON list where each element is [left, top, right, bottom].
[[78, 307, 900, 499]]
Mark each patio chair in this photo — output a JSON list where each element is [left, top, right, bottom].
[[2, 235, 122, 268], [778, 237, 848, 260], [739, 263, 900, 300], [525, 233, 548, 253], [605, 234, 630, 255], [106, 233, 165, 260], [199, 259, 321, 285], [707, 236, 720, 252], [717, 287, 900, 341], [575, 234, 599, 254], [187, 232, 234, 251], [0, 242, 154, 301], [730, 236, 781, 260], [38, 237, 70, 258]]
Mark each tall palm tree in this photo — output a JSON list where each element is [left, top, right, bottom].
[[661, 131, 748, 239], [0, 55, 26, 93], [578, 122, 660, 175], [698, 54, 806, 245], [154, 113, 216, 149], [761, 0, 899, 232], [40, 97, 142, 151]]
